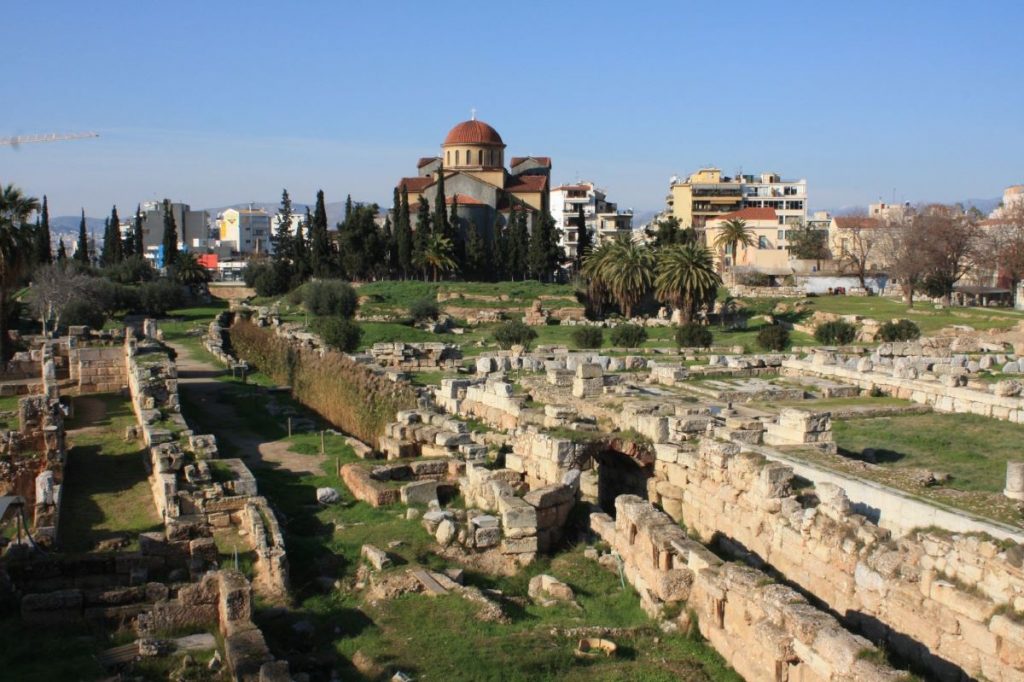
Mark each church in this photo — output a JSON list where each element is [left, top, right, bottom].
[[396, 116, 551, 237]]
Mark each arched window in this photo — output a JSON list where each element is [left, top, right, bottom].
[[455, 150, 460, 165], [478, 149, 483, 165], [446, 151, 450, 165]]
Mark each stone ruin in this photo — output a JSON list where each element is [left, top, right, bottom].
[[368, 341, 463, 370]]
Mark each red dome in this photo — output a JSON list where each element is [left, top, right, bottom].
[[443, 119, 504, 146]]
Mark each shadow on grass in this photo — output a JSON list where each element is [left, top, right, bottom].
[[838, 446, 906, 463]]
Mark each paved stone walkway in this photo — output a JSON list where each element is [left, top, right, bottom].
[[168, 341, 325, 476]]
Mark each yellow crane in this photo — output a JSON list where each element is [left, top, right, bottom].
[[0, 131, 99, 147]]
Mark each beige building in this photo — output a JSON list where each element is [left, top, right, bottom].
[[668, 168, 807, 230], [705, 208, 791, 273], [828, 216, 889, 270], [217, 207, 272, 254]]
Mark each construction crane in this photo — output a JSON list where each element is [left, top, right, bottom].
[[0, 131, 99, 147]]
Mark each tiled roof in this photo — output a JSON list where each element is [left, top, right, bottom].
[[552, 184, 591, 193], [398, 177, 433, 192], [445, 193, 486, 206], [443, 119, 504, 146], [506, 175, 548, 193], [834, 216, 883, 229], [510, 156, 551, 168], [710, 207, 777, 222], [417, 157, 439, 168]]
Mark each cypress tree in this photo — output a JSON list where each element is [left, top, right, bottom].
[[310, 190, 331, 277], [508, 209, 530, 280], [381, 215, 396, 278], [34, 195, 52, 265], [465, 221, 486, 281], [574, 203, 590, 273], [528, 211, 562, 282], [102, 205, 123, 266], [414, 197, 432, 280], [433, 167, 449, 238], [75, 209, 90, 265], [132, 204, 144, 257], [57, 238, 68, 265], [344, 194, 353, 225], [293, 208, 311, 279], [396, 186, 413, 278], [450, 198, 466, 274], [161, 199, 178, 268], [272, 188, 294, 266]]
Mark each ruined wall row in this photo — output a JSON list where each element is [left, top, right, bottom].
[[648, 439, 1024, 681], [592, 496, 902, 682]]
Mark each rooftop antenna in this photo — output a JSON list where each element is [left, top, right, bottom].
[[470, 107, 476, 121]]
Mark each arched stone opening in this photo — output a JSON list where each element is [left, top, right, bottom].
[[584, 438, 654, 517]]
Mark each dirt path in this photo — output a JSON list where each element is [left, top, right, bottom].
[[168, 341, 325, 476]]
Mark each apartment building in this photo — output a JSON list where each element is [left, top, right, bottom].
[[217, 207, 272, 254], [549, 181, 633, 258], [705, 208, 791, 273], [667, 168, 807, 230], [139, 200, 209, 250]]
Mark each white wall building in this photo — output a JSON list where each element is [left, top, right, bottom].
[[217, 207, 272, 254], [269, 211, 308, 241], [739, 172, 808, 227], [549, 181, 633, 258]]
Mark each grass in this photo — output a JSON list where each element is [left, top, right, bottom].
[[159, 301, 231, 365], [0, 394, 22, 430], [755, 396, 911, 411], [59, 394, 162, 552], [832, 412, 1024, 493], [792, 295, 1024, 334]]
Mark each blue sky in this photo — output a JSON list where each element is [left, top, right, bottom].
[[3, 0, 1022, 218]]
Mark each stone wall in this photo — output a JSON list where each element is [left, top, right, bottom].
[[785, 352, 1024, 423], [369, 342, 462, 370], [592, 495, 901, 682], [71, 345, 128, 394], [646, 438, 1024, 681]]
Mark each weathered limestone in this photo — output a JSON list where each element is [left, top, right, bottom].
[[572, 363, 604, 399], [369, 342, 462, 370], [1005, 462, 1024, 501], [763, 408, 835, 452], [644, 438, 1024, 681], [593, 496, 901, 682]]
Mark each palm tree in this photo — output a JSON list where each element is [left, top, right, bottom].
[[654, 242, 721, 324], [414, 233, 457, 282], [604, 237, 654, 318], [0, 184, 39, 362], [580, 240, 614, 316], [712, 218, 755, 271], [173, 252, 211, 295]]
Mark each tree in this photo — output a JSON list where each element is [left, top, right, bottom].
[[450, 197, 465, 273], [835, 216, 879, 290], [396, 186, 413, 278], [130, 204, 144, 257], [787, 222, 830, 265], [528, 211, 563, 282], [433, 167, 450, 238], [976, 202, 1024, 304], [30, 264, 93, 335], [414, 232, 456, 281], [877, 215, 929, 306], [381, 215, 397, 279], [585, 236, 653, 318], [338, 203, 384, 280], [574, 204, 591, 273], [272, 188, 295, 266], [918, 204, 979, 306], [173, 251, 211, 294], [0, 184, 38, 361], [507, 209, 530, 280], [413, 197, 432, 280], [712, 218, 755, 272], [34, 195, 52, 265], [161, 199, 179, 268], [292, 208, 311, 281], [464, 221, 487, 281], [492, 218, 507, 281], [651, 216, 695, 248], [57, 238, 68, 264], [581, 240, 615, 317], [654, 242, 721, 324], [102, 205, 123, 266], [75, 209, 90, 265], [310, 189, 333, 277]]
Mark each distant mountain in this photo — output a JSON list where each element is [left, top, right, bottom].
[[630, 210, 661, 229], [817, 197, 1001, 218], [50, 215, 107, 239]]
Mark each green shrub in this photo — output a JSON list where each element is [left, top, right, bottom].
[[571, 326, 603, 349], [610, 324, 648, 348], [493, 321, 538, 350], [303, 279, 358, 318], [408, 298, 440, 323], [313, 317, 363, 352], [244, 261, 290, 297], [675, 323, 712, 349], [876, 319, 921, 342], [63, 299, 107, 329], [757, 324, 790, 351], [104, 256, 156, 285], [814, 320, 857, 345], [137, 279, 185, 317]]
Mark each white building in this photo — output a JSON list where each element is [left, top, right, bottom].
[[549, 181, 633, 258], [739, 172, 808, 227], [868, 201, 913, 222], [269, 211, 308, 241]]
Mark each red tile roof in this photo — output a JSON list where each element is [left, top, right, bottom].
[[510, 156, 551, 168], [445, 193, 485, 206], [443, 119, 504, 146], [506, 175, 548, 193], [417, 157, 439, 168], [710, 207, 777, 222], [398, 177, 433, 192], [834, 216, 883, 229], [552, 184, 591, 193]]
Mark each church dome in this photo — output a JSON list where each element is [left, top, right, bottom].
[[443, 119, 504, 146]]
